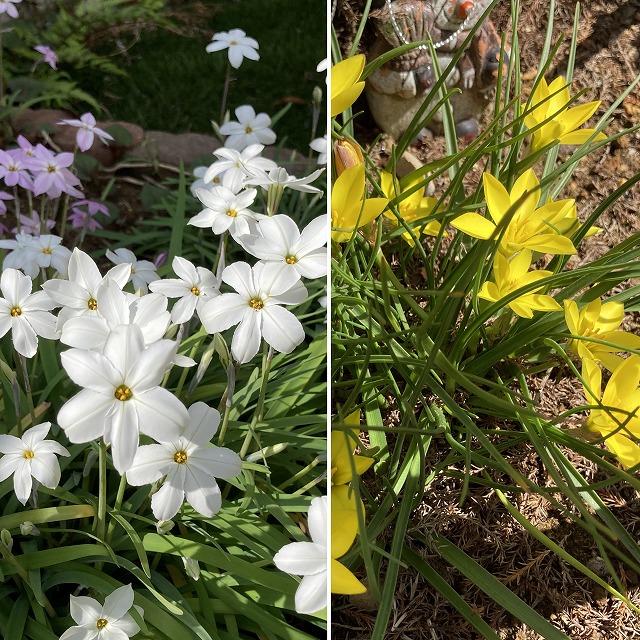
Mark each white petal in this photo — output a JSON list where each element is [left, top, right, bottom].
[[135, 387, 188, 443], [1, 268, 31, 305], [261, 306, 305, 354], [231, 310, 262, 363], [61, 348, 119, 392], [109, 613, 140, 638], [184, 402, 219, 444], [184, 471, 221, 517], [13, 462, 33, 504], [148, 279, 190, 298], [170, 295, 197, 324], [29, 453, 61, 489], [103, 324, 145, 379], [294, 572, 327, 614], [254, 261, 301, 297], [68, 249, 102, 292], [151, 476, 185, 521], [308, 496, 328, 548], [11, 316, 38, 358], [70, 595, 102, 625], [126, 444, 172, 486], [126, 338, 176, 391], [57, 390, 112, 443], [61, 316, 109, 350], [188, 446, 242, 479], [59, 626, 96, 640], [0, 455, 22, 481], [273, 542, 327, 576], [42, 279, 90, 309], [0, 434, 24, 454], [222, 262, 254, 298], [102, 584, 134, 621], [199, 293, 247, 334], [108, 401, 139, 473]]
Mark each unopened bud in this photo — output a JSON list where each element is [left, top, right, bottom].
[[154, 251, 168, 269], [20, 521, 39, 536], [334, 138, 364, 176], [156, 520, 174, 535], [83, 449, 99, 477], [182, 556, 200, 581], [245, 442, 288, 463], [1, 529, 13, 551], [312, 85, 323, 108]]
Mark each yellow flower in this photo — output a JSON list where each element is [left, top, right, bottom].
[[582, 357, 640, 468], [478, 249, 562, 319], [331, 55, 366, 118], [332, 411, 374, 486], [380, 171, 443, 246], [331, 485, 367, 595], [524, 76, 606, 152], [451, 170, 577, 256], [565, 298, 640, 372], [331, 164, 388, 243]]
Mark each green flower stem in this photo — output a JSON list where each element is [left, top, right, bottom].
[[58, 193, 70, 239], [219, 62, 232, 124], [105, 474, 127, 545], [278, 457, 322, 491], [15, 353, 36, 434], [96, 440, 107, 543], [175, 333, 206, 399], [12, 186, 20, 228], [239, 346, 273, 459]]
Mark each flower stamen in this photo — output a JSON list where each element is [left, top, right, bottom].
[[190, 286, 200, 296], [174, 450, 188, 464], [248, 297, 264, 310], [96, 618, 108, 630], [23, 449, 35, 460], [114, 385, 132, 401], [285, 254, 298, 265], [87, 298, 98, 310], [10, 306, 21, 317]]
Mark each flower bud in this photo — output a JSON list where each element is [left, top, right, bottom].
[[1, 529, 13, 551], [20, 521, 39, 536], [156, 520, 174, 535], [334, 138, 364, 176], [312, 85, 323, 108], [182, 556, 200, 581]]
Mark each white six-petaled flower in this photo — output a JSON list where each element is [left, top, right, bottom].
[[203, 144, 277, 193], [198, 261, 307, 364], [219, 105, 276, 151], [241, 214, 328, 279], [58, 324, 188, 473], [0, 268, 57, 358], [244, 166, 324, 195], [205, 28, 260, 69], [0, 423, 69, 505], [106, 248, 158, 294], [149, 256, 219, 324], [126, 402, 242, 521], [273, 495, 328, 615], [60, 583, 143, 640], [190, 186, 261, 240], [57, 113, 114, 153]]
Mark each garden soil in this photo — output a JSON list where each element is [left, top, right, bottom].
[[333, 0, 640, 638]]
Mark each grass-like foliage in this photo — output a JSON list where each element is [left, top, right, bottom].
[[331, 0, 640, 636], [0, 6, 328, 640]]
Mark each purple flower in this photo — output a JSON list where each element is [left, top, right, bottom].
[[57, 113, 114, 152], [0, 0, 21, 19], [29, 148, 83, 199], [0, 150, 33, 190], [0, 191, 13, 216], [68, 199, 110, 231], [34, 45, 57, 70], [13, 210, 54, 236], [14, 136, 38, 163]]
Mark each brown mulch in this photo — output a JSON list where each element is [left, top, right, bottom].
[[333, 1, 640, 638]]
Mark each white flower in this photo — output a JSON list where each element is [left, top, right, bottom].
[[198, 261, 307, 364], [316, 58, 328, 73], [59, 279, 170, 352], [126, 402, 242, 520], [148, 256, 219, 324], [60, 584, 143, 640], [219, 105, 276, 151], [58, 323, 189, 473], [42, 248, 131, 331], [203, 144, 277, 193], [273, 496, 327, 615], [309, 135, 328, 165], [205, 28, 259, 69], [29, 235, 72, 277], [190, 186, 261, 240], [106, 248, 158, 294], [57, 113, 114, 153], [0, 269, 57, 358], [190, 166, 221, 197], [244, 166, 325, 195], [241, 214, 328, 279], [0, 423, 69, 505], [0, 232, 39, 276]]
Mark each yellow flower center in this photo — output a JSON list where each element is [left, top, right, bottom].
[[10, 306, 21, 317], [174, 450, 188, 464], [114, 385, 132, 401], [96, 618, 108, 630], [285, 254, 298, 265], [47, 166, 56, 173], [87, 298, 98, 310], [226, 208, 238, 218], [131, 267, 136, 274], [245, 126, 253, 134], [249, 297, 264, 310], [42, 248, 52, 254], [23, 449, 35, 460], [230, 40, 238, 45], [190, 286, 200, 296]]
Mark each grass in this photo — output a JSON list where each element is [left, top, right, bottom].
[[72, 0, 327, 152]]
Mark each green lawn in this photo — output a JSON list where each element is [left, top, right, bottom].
[[75, 0, 327, 151]]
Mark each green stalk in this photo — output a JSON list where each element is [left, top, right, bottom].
[[219, 62, 232, 125], [239, 346, 273, 458], [15, 353, 36, 434], [96, 440, 107, 542], [105, 474, 127, 545]]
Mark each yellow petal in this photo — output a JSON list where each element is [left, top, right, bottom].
[[331, 558, 367, 594], [558, 129, 606, 146], [450, 212, 496, 239], [331, 55, 366, 117], [482, 173, 511, 225], [582, 358, 602, 403], [602, 432, 640, 469], [510, 169, 540, 220], [557, 101, 601, 133], [331, 485, 359, 558], [604, 354, 640, 405], [564, 299, 579, 335], [519, 233, 576, 255]]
